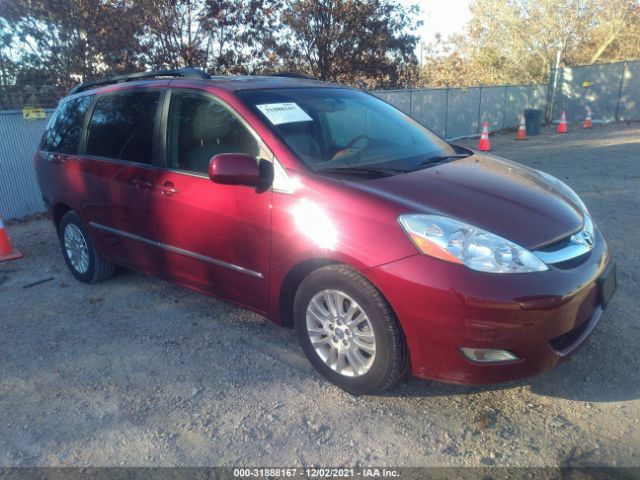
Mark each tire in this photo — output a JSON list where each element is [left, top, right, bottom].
[[58, 211, 115, 283], [294, 265, 408, 394]]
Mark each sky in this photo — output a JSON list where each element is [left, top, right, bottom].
[[401, 0, 474, 58]]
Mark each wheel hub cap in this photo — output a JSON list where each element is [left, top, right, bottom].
[[64, 223, 90, 274], [306, 289, 376, 377]]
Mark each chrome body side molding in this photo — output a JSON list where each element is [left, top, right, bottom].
[[89, 222, 264, 279]]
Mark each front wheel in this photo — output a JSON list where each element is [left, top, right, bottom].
[[294, 265, 408, 394]]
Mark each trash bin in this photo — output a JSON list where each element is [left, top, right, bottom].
[[524, 109, 544, 136]]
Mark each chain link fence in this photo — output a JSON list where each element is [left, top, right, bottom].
[[0, 73, 68, 110], [373, 84, 548, 140], [0, 109, 53, 220], [549, 60, 640, 124], [373, 60, 640, 140]]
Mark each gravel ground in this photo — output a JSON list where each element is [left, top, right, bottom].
[[1, 123, 639, 468]]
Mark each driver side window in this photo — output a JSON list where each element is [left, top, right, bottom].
[[167, 92, 259, 174]]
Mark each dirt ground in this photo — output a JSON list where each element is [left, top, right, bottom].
[[1, 123, 639, 468]]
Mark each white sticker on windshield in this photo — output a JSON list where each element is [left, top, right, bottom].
[[256, 102, 313, 125]]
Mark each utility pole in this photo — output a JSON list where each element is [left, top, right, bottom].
[[418, 40, 424, 83], [549, 45, 562, 122]]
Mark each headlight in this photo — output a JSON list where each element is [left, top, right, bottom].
[[537, 170, 590, 215], [398, 214, 548, 273]]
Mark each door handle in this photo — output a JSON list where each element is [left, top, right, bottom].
[[132, 178, 153, 190], [160, 181, 179, 196]]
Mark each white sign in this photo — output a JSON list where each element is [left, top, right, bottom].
[[256, 102, 313, 125]]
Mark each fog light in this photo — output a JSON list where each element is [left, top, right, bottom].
[[460, 347, 519, 363]]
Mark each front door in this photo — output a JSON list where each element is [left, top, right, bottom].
[[155, 91, 272, 311]]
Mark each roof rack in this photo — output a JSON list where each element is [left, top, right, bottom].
[[68, 68, 210, 95], [267, 72, 315, 80]]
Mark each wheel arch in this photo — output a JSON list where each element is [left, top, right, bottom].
[[52, 203, 73, 230], [288, 261, 412, 392], [278, 257, 341, 328], [277, 257, 406, 337]]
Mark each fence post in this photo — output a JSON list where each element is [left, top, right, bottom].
[[477, 87, 483, 134], [444, 88, 450, 139], [546, 67, 561, 122], [409, 88, 414, 118], [502, 85, 508, 129], [614, 62, 627, 122]]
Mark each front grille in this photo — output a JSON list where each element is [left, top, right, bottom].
[[536, 235, 574, 253], [532, 219, 595, 269], [550, 251, 591, 270]]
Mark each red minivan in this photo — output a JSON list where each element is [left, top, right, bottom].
[[35, 68, 616, 394]]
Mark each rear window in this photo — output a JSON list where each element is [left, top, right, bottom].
[[41, 96, 92, 154], [86, 91, 160, 163]]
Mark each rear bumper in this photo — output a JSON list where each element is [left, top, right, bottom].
[[366, 228, 613, 385]]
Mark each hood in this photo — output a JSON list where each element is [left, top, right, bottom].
[[346, 153, 584, 250]]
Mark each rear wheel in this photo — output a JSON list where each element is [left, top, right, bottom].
[[294, 265, 408, 394], [58, 211, 115, 283]]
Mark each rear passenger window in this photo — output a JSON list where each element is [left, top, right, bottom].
[[86, 91, 160, 163], [41, 96, 91, 154]]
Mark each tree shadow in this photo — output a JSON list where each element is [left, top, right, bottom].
[[553, 61, 639, 123]]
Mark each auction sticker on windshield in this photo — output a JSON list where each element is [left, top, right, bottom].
[[256, 103, 313, 125]]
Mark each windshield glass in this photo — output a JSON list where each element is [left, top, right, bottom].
[[237, 88, 458, 173]]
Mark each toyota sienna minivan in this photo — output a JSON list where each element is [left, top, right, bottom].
[[35, 68, 616, 394]]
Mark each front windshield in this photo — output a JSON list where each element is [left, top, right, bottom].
[[237, 88, 459, 173]]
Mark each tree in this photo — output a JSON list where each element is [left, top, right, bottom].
[[138, 0, 281, 73], [419, 34, 481, 87], [0, 0, 422, 96], [419, 0, 640, 87], [281, 0, 421, 88], [0, 18, 17, 86], [0, 0, 144, 83], [581, 1, 640, 64]]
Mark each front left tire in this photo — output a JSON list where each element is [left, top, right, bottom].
[[294, 265, 409, 394]]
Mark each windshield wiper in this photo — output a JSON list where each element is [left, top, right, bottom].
[[408, 154, 471, 171], [315, 166, 405, 176]]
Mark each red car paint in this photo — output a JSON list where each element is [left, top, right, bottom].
[[209, 153, 263, 186], [35, 76, 614, 385]]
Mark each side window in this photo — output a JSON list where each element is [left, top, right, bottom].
[[41, 96, 92, 154], [167, 92, 259, 174], [86, 91, 160, 163]]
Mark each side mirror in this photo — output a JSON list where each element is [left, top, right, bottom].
[[209, 153, 272, 189]]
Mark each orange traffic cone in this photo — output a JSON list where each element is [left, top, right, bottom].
[[516, 115, 527, 140], [0, 216, 23, 262], [583, 107, 592, 129], [557, 111, 568, 134], [478, 121, 491, 151]]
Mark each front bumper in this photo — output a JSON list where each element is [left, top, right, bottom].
[[366, 228, 613, 385]]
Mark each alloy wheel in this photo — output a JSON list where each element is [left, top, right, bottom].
[[305, 289, 376, 377], [64, 223, 90, 274]]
